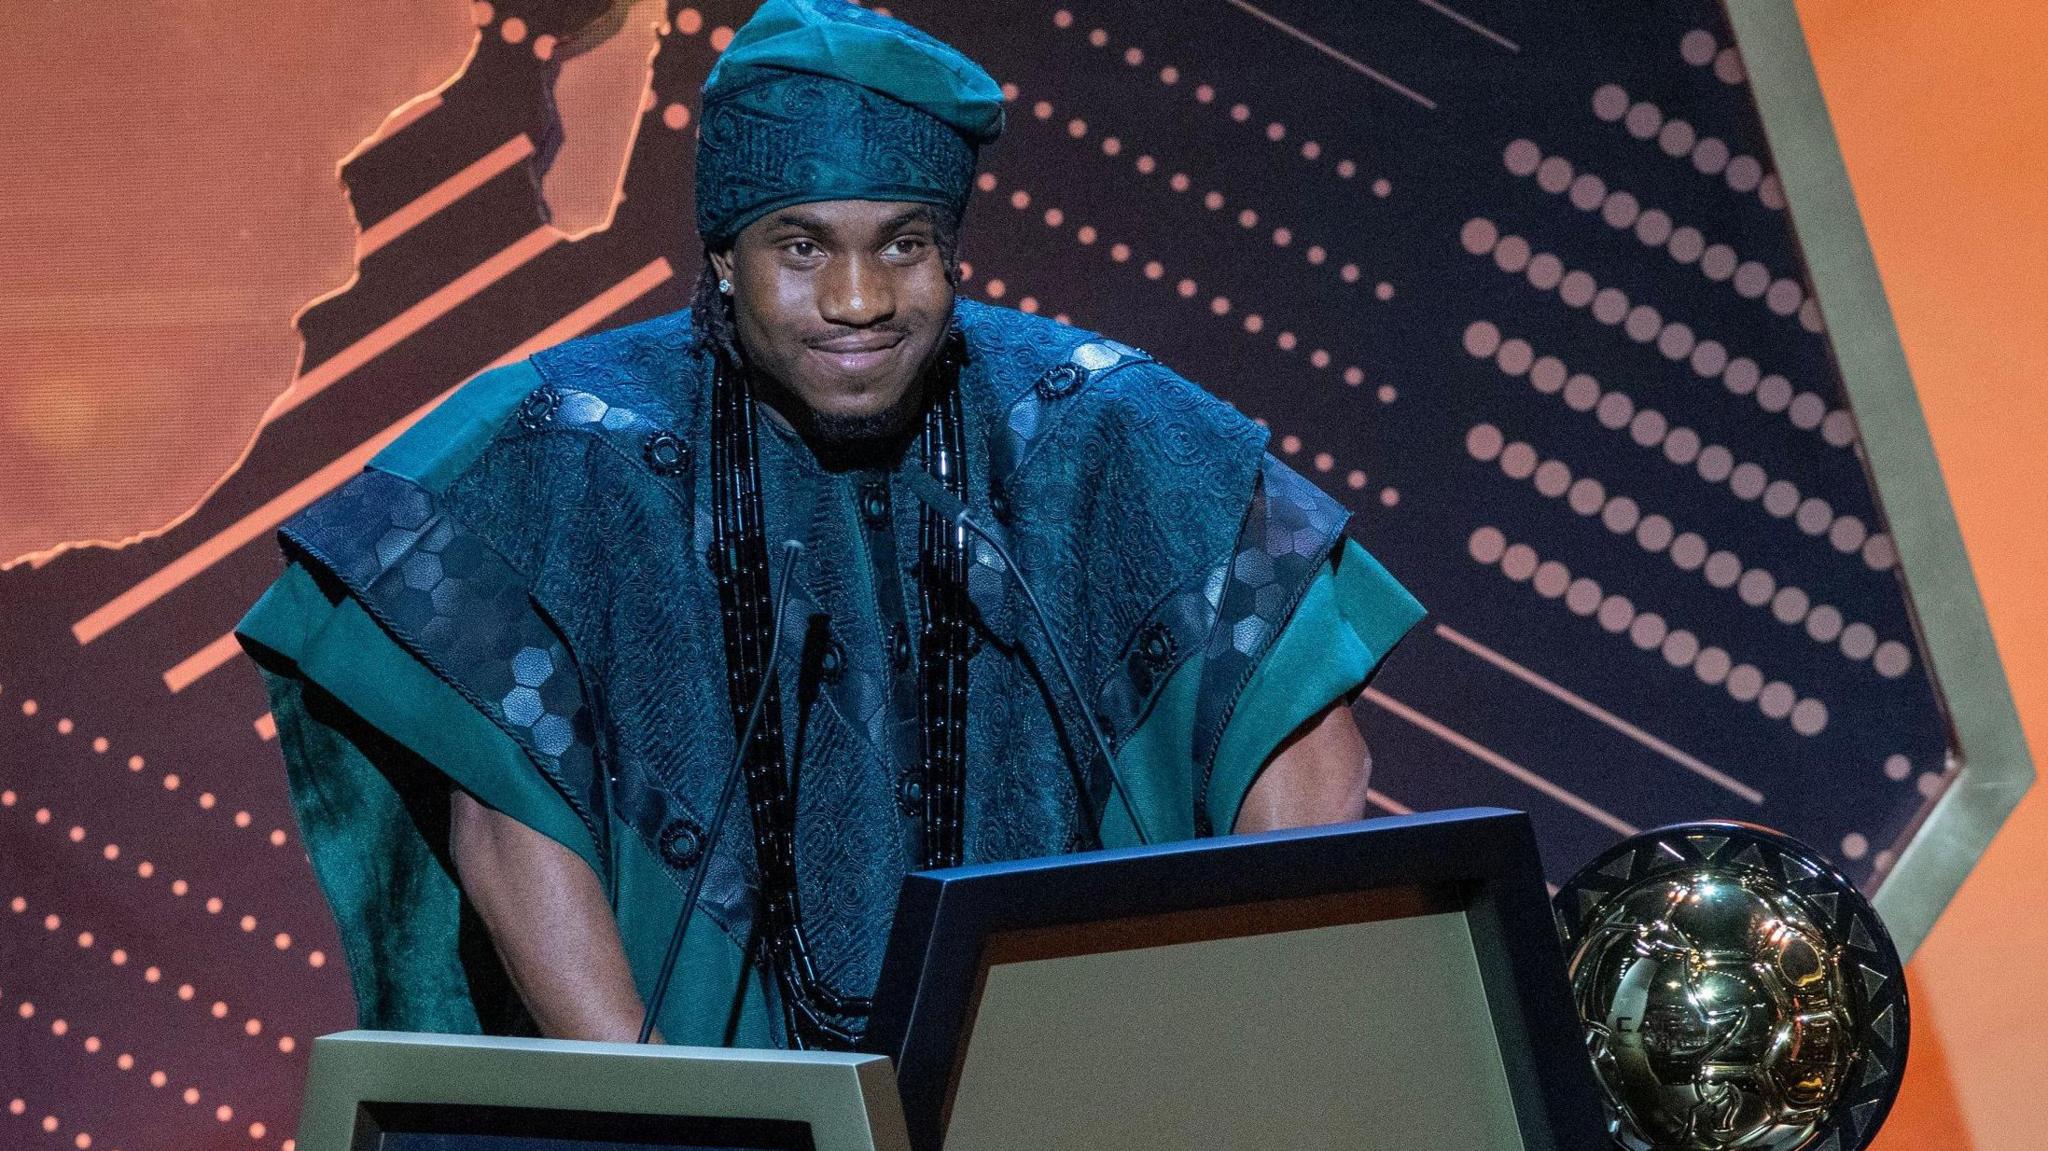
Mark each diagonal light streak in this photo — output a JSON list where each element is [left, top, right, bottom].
[[1434, 623, 1764, 804], [358, 134, 536, 258], [74, 257, 673, 647], [260, 224, 563, 426], [164, 632, 241, 694], [1414, 0, 1520, 52], [1362, 686, 1639, 836], [1365, 788, 1413, 815], [1218, 0, 1437, 109]]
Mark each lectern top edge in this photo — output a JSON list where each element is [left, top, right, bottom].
[[315, 1028, 886, 1066], [900, 804, 1531, 884]]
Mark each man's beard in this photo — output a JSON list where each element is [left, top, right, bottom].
[[752, 366, 932, 471], [808, 390, 925, 447]]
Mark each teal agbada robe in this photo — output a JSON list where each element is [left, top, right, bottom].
[[236, 300, 1423, 1047]]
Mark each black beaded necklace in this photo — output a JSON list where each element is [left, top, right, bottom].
[[707, 338, 970, 1050]]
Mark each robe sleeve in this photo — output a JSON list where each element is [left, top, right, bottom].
[[238, 354, 791, 1044], [241, 563, 783, 1045], [1201, 538, 1422, 833], [1108, 538, 1423, 844], [243, 563, 602, 863], [237, 560, 594, 1032]]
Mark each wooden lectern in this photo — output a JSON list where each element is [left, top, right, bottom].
[[299, 808, 1604, 1151]]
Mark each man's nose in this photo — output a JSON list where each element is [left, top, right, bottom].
[[818, 252, 895, 327]]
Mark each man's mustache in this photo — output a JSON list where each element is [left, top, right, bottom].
[[803, 324, 911, 349]]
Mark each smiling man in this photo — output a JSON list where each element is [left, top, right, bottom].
[[708, 200, 956, 456], [236, 0, 1423, 1051]]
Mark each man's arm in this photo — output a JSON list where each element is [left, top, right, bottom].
[[450, 790, 655, 1042], [1231, 692, 1371, 834]]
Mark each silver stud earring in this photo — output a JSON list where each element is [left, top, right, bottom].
[[718, 278, 733, 295]]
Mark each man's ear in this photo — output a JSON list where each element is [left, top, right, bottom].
[[709, 248, 735, 283]]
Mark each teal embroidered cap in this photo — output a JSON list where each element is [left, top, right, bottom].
[[695, 0, 1005, 246]]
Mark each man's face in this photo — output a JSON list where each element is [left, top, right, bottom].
[[711, 199, 954, 447]]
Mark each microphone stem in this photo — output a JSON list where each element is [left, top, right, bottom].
[[638, 540, 801, 1043], [962, 512, 1153, 846]]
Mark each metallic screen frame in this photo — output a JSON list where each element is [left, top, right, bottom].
[[1726, 0, 2036, 956]]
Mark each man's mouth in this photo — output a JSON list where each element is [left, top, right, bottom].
[[807, 332, 904, 376]]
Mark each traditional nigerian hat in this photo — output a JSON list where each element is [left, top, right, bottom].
[[695, 0, 1005, 247]]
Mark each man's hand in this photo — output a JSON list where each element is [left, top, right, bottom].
[[450, 790, 656, 1042], [1231, 694, 1372, 834]]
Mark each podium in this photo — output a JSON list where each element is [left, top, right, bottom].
[[300, 809, 1605, 1151], [299, 1031, 910, 1150]]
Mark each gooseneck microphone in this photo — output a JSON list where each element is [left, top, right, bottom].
[[902, 470, 1154, 846], [638, 538, 804, 1044]]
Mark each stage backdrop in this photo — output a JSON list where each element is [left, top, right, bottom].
[[0, 2, 1993, 1148]]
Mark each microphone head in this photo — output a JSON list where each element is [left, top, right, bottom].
[[903, 468, 971, 527], [780, 538, 805, 556]]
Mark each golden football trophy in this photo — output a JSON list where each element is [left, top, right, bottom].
[[1555, 823, 1909, 1151]]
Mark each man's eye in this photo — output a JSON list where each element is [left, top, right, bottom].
[[785, 240, 819, 258], [886, 237, 928, 257]]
